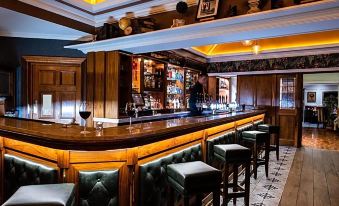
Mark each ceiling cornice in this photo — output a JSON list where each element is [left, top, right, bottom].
[[16, 0, 197, 28], [65, 0, 339, 54], [0, 0, 95, 34]]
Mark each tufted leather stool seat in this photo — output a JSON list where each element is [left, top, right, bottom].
[[241, 130, 270, 179], [258, 124, 280, 160], [167, 161, 221, 206], [213, 144, 251, 206], [2, 183, 75, 206], [214, 144, 251, 163]]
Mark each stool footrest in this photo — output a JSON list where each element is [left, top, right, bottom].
[[226, 191, 246, 198]]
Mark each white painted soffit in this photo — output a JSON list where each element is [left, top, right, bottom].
[[18, 0, 198, 27], [0, 7, 89, 40], [64, 0, 339, 54]]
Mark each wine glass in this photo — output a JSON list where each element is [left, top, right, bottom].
[[79, 101, 91, 134], [125, 102, 136, 130]]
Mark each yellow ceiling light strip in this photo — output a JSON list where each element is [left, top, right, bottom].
[[192, 30, 339, 56], [207, 44, 218, 55], [83, 0, 106, 5]]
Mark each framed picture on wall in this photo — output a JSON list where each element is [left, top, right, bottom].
[[307, 92, 316, 103], [196, 0, 221, 21]]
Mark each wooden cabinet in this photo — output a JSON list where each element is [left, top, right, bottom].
[[22, 56, 85, 123]]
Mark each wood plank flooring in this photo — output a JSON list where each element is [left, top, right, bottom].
[[302, 128, 339, 150], [279, 148, 339, 206]]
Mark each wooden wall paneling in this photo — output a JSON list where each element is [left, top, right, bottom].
[[86, 53, 95, 126], [296, 73, 303, 148], [105, 51, 120, 119], [208, 76, 217, 100], [271, 74, 278, 125], [237, 76, 255, 106], [93, 52, 106, 118], [255, 75, 275, 124], [118, 53, 133, 115]]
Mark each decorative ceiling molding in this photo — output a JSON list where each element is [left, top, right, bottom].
[[65, 0, 339, 54], [0, 31, 91, 41], [17, 0, 197, 27], [207, 53, 339, 76], [209, 67, 339, 77], [194, 44, 339, 62]]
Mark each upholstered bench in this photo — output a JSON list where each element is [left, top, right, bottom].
[[2, 183, 75, 206], [258, 124, 280, 160], [214, 144, 251, 206], [167, 161, 221, 206], [241, 130, 270, 179]]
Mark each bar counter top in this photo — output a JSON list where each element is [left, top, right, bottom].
[[0, 110, 265, 150]]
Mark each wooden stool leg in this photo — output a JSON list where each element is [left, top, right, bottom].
[[253, 143, 258, 179], [213, 190, 220, 206], [233, 164, 238, 205], [196, 194, 202, 206], [184, 195, 190, 206], [244, 161, 250, 206], [276, 133, 280, 161], [168, 187, 174, 206], [223, 163, 229, 206], [265, 135, 270, 178]]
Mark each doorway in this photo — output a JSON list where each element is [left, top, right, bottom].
[[302, 72, 339, 150]]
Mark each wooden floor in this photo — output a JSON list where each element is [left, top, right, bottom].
[[302, 128, 339, 150], [280, 128, 339, 206]]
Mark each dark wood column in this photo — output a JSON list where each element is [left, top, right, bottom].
[[86, 51, 131, 126]]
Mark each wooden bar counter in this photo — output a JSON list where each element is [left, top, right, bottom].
[[0, 110, 265, 206]]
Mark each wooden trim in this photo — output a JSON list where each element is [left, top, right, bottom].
[[0, 0, 95, 34], [22, 56, 86, 65]]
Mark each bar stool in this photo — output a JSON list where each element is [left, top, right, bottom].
[[258, 124, 280, 160], [213, 144, 251, 206], [241, 131, 270, 179], [2, 183, 75, 206], [167, 161, 221, 206]]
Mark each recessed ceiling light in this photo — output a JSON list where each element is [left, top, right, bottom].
[[252, 44, 261, 55], [241, 40, 254, 46], [83, 0, 106, 5]]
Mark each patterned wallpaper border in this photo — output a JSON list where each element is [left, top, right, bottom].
[[207, 53, 339, 73]]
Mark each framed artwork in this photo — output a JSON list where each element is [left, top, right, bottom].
[[196, 0, 221, 20], [307, 92, 316, 103]]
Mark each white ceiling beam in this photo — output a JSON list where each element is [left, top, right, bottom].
[[64, 0, 339, 54]]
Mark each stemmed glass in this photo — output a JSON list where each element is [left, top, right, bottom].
[[125, 102, 136, 130], [79, 101, 91, 134]]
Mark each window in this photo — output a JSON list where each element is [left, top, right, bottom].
[[280, 77, 296, 109]]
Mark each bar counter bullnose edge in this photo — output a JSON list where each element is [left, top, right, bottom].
[[0, 110, 265, 150]]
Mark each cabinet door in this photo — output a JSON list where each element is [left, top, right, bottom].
[[32, 64, 81, 123]]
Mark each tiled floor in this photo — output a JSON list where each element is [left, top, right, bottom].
[[302, 128, 339, 150], [216, 147, 296, 206]]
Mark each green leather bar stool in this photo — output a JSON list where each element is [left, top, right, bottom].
[[167, 161, 221, 206], [241, 130, 270, 179], [2, 183, 75, 206], [213, 144, 251, 206], [258, 124, 280, 160]]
